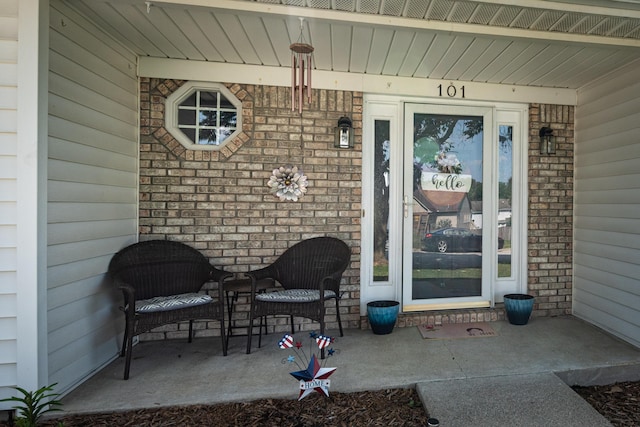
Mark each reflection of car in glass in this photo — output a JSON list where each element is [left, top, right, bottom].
[[422, 228, 504, 253]]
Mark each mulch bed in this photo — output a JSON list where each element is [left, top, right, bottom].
[[21, 388, 429, 427], [2, 382, 638, 426], [572, 380, 640, 427]]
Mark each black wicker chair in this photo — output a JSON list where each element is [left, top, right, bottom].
[[108, 240, 232, 379], [245, 237, 351, 354]]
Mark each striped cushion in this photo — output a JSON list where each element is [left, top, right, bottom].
[[256, 289, 337, 303], [136, 293, 213, 313]]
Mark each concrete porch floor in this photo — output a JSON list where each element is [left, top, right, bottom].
[[59, 316, 640, 426]]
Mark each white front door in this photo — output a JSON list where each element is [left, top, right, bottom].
[[402, 104, 494, 311], [361, 96, 527, 313]]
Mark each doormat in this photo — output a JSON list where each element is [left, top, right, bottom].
[[417, 322, 497, 340]]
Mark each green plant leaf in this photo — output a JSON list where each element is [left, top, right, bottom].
[[0, 383, 63, 426]]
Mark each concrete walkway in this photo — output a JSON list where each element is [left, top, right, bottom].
[[59, 316, 640, 426]]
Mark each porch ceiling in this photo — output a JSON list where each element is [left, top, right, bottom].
[[68, 0, 640, 89]]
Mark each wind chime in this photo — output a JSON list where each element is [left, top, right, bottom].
[[290, 18, 314, 114]]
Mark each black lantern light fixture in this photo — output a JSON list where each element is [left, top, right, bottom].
[[335, 116, 354, 149], [539, 126, 556, 155]]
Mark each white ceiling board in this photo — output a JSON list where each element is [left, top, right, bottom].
[[163, 9, 212, 61], [556, 48, 619, 85], [499, 42, 564, 84], [217, 13, 262, 65], [186, 10, 225, 62], [121, 3, 187, 59], [237, 15, 279, 66], [441, 37, 493, 80], [152, 7, 206, 60], [68, 0, 640, 91], [191, 11, 243, 63], [72, 2, 165, 57], [365, 28, 395, 75], [414, 33, 457, 78], [263, 15, 295, 66], [529, 47, 598, 84], [308, 21, 332, 71], [512, 44, 583, 85], [349, 26, 375, 73], [381, 31, 416, 76], [397, 32, 437, 77], [488, 42, 548, 83], [330, 23, 353, 72], [568, 50, 640, 87], [429, 35, 476, 79]]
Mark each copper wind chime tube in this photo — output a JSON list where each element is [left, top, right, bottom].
[[290, 19, 314, 114]]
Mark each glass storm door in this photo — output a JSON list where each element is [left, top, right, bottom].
[[402, 104, 494, 311]]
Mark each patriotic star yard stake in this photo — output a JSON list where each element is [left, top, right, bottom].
[[290, 354, 336, 400], [279, 332, 338, 400]]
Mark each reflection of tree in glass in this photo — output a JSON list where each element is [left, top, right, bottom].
[[200, 111, 217, 127], [412, 115, 482, 192], [199, 111, 217, 144], [219, 127, 233, 141], [468, 178, 482, 202], [437, 219, 452, 229], [413, 115, 481, 163], [373, 121, 390, 262], [200, 129, 217, 145], [499, 125, 512, 152], [498, 125, 512, 206], [198, 111, 237, 144], [499, 178, 512, 201]]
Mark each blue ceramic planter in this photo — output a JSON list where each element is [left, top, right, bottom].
[[367, 300, 399, 335], [504, 294, 535, 325]]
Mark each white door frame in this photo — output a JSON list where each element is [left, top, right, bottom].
[[361, 94, 528, 314]]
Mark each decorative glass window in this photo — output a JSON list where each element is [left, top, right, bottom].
[[373, 120, 391, 282], [165, 82, 242, 151], [498, 124, 513, 278]]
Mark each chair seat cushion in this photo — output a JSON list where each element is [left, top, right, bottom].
[[136, 293, 213, 313], [256, 289, 337, 303]]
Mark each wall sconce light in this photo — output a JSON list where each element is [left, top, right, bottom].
[[335, 116, 354, 149], [539, 126, 555, 155]]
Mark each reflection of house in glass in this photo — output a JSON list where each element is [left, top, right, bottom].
[[470, 200, 512, 228], [471, 200, 513, 244], [413, 190, 473, 236]]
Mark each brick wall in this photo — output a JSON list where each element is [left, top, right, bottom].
[[139, 80, 574, 340], [139, 78, 362, 340], [528, 104, 574, 316]]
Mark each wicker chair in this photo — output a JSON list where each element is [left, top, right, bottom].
[[108, 240, 232, 379], [245, 237, 351, 354]]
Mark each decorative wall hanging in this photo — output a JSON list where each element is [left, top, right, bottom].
[[418, 138, 472, 193], [279, 332, 337, 400], [268, 165, 308, 201], [290, 18, 314, 114]]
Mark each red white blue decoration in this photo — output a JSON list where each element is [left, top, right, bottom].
[[279, 334, 294, 349], [290, 355, 336, 400], [278, 331, 338, 400], [316, 335, 333, 349]]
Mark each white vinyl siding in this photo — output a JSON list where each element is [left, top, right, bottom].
[[47, 0, 138, 392], [0, 0, 19, 404], [574, 60, 640, 349]]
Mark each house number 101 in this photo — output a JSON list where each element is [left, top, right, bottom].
[[437, 84, 465, 98]]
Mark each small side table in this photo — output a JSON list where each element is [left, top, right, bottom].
[[223, 277, 275, 347]]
